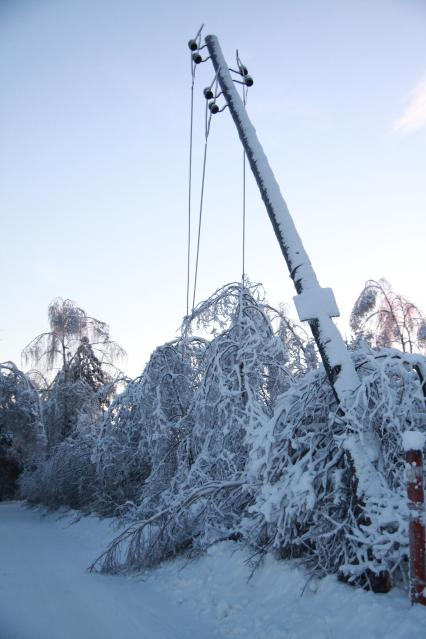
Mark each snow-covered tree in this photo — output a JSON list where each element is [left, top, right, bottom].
[[21, 298, 125, 449], [276, 305, 318, 377], [92, 336, 426, 591], [350, 279, 426, 354], [92, 336, 204, 517], [22, 297, 125, 377], [241, 343, 426, 589], [0, 362, 45, 498], [20, 300, 125, 508], [90, 282, 294, 572]]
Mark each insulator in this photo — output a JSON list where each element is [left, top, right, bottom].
[[209, 102, 219, 114], [239, 65, 248, 76], [188, 39, 198, 51], [244, 75, 253, 87], [192, 52, 203, 64], [203, 87, 214, 100]]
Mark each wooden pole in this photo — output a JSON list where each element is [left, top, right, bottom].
[[204, 34, 360, 406], [404, 433, 426, 606]]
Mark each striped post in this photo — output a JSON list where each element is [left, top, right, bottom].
[[403, 431, 426, 606]]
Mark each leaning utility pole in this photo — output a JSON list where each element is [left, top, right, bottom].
[[203, 34, 360, 405]]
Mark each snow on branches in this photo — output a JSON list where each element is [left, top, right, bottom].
[[91, 284, 426, 589], [350, 279, 426, 354], [91, 282, 293, 571], [0, 362, 45, 497], [22, 297, 125, 377], [248, 345, 426, 586], [17, 283, 426, 594]]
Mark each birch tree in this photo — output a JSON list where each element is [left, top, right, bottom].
[[351, 279, 426, 354]]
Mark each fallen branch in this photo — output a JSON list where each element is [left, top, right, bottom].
[[89, 480, 245, 573]]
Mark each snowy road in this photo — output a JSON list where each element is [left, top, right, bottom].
[[0, 502, 217, 639], [1, 502, 426, 639]]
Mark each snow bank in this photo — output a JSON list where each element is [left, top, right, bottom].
[[147, 540, 426, 639]]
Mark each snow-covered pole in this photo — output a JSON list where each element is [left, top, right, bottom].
[[403, 431, 426, 606], [204, 35, 360, 404]]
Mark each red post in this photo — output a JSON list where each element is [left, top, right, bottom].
[[405, 437, 426, 606]]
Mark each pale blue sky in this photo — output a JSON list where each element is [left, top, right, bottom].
[[1, 0, 425, 376]]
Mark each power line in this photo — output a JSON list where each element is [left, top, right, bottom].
[[192, 101, 213, 311], [242, 82, 247, 284], [186, 57, 196, 317]]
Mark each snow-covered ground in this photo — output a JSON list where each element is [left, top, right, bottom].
[[1, 502, 425, 639]]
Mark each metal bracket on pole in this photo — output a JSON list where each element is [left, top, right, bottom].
[[204, 34, 360, 404]]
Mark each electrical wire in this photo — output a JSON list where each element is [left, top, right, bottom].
[[192, 98, 213, 311], [241, 82, 248, 286], [186, 57, 196, 317]]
